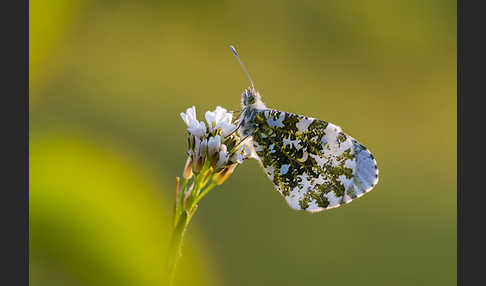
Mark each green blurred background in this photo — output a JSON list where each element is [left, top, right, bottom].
[[30, 0, 456, 285]]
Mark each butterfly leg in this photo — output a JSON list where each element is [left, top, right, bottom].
[[233, 134, 251, 149], [225, 119, 244, 139], [229, 109, 242, 115]]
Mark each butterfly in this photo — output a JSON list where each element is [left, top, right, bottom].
[[230, 46, 379, 212]]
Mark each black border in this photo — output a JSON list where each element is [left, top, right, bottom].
[[3, 0, 482, 284], [3, 0, 29, 284], [459, 0, 485, 285]]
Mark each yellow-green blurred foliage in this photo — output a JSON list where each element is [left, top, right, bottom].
[[30, 0, 456, 285]]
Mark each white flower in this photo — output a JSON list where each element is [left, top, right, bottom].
[[220, 121, 237, 138], [181, 106, 198, 128], [181, 107, 207, 138], [207, 135, 221, 157], [215, 145, 230, 170], [180, 105, 250, 174], [205, 106, 227, 130], [192, 137, 208, 173], [192, 137, 207, 161], [198, 138, 207, 158], [205, 106, 237, 137], [191, 121, 207, 138], [192, 138, 201, 162]]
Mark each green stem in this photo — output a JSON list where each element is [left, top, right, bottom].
[[191, 182, 217, 211], [174, 178, 188, 226], [167, 165, 218, 286], [167, 210, 188, 286]]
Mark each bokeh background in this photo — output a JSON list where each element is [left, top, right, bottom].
[[30, 1, 456, 285]]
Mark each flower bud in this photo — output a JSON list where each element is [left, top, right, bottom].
[[207, 135, 221, 161], [187, 135, 195, 151], [214, 145, 229, 171], [192, 138, 207, 174], [183, 156, 193, 179], [212, 163, 237, 185]]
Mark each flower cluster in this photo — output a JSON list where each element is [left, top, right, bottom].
[[180, 106, 250, 184]]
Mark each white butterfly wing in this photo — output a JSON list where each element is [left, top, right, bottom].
[[248, 109, 379, 212]]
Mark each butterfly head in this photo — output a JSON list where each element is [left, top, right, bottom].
[[241, 87, 266, 110]]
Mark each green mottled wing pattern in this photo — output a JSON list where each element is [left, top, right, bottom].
[[249, 109, 379, 212]]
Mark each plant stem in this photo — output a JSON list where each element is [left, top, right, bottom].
[[167, 166, 217, 286], [167, 210, 188, 286], [191, 182, 217, 210], [174, 178, 187, 226]]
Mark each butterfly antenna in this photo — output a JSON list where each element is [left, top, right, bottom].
[[230, 45, 255, 90]]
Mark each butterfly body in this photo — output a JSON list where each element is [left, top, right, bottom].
[[238, 88, 379, 212]]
